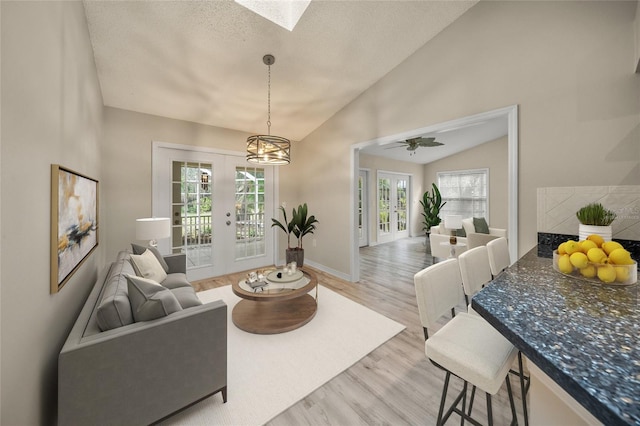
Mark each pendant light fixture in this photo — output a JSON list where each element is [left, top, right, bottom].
[[246, 54, 291, 165]]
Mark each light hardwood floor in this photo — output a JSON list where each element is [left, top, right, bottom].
[[193, 237, 525, 425]]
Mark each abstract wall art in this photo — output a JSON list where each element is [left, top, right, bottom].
[[50, 165, 99, 293]]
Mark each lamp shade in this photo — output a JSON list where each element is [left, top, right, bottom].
[[444, 215, 463, 230], [136, 217, 170, 241]]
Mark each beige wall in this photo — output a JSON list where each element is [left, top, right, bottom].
[[423, 136, 509, 231], [635, 0, 640, 72], [1, 2, 104, 424], [359, 154, 425, 244], [101, 107, 256, 262], [296, 0, 639, 276]]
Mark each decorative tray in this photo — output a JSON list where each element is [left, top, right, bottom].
[[552, 251, 637, 286], [266, 269, 304, 283]]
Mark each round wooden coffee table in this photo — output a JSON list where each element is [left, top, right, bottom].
[[231, 268, 318, 334]]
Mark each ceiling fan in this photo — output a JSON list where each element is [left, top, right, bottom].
[[385, 137, 444, 155]]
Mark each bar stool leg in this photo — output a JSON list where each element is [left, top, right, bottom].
[[436, 372, 452, 426], [486, 393, 494, 426], [518, 352, 529, 426]]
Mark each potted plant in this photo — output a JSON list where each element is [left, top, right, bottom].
[[420, 183, 446, 236], [272, 203, 319, 267], [576, 202, 616, 241]]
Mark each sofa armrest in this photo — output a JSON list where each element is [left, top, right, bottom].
[[467, 232, 501, 249], [489, 227, 507, 238], [164, 253, 186, 274], [59, 300, 227, 426]]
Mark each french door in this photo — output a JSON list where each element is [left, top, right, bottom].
[[153, 145, 274, 280], [358, 170, 369, 247], [377, 172, 410, 244]]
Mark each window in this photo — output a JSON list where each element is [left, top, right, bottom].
[[437, 169, 489, 221]]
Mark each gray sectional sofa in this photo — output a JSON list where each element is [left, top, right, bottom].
[[58, 247, 227, 425]]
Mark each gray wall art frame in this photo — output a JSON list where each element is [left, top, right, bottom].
[[50, 164, 99, 293]]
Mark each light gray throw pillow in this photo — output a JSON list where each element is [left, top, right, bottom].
[[131, 243, 169, 273], [125, 274, 182, 322], [130, 249, 168, 283]]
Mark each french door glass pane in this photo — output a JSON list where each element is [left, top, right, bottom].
[[235, 166, 266, 260], [171, 161, 212, 269], [379, 178, 391, 234], [396, 179, 407, 232]]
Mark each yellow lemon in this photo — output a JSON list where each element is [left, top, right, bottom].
[[608, 248, 634, 265], [587, 247, 608, 264], [579, 264, 597, 278], [564, 240, 581, 255], [597, 264, 616, 283], [557, 242, 567, 255], [602, 241, 624, 255], [614, 265, 631, 283], [569, 252, 589, 269], [557, 254, 574, 274], [586, 234, 605, 248], [580, 240, 597, 253]]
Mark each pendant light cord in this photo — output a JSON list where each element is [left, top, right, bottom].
[[267, 63, 271, 136]]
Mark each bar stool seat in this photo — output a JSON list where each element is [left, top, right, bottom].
[[426, 312, 518, 395]]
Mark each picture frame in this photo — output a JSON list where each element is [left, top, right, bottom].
[[51, 164, 99, 294]]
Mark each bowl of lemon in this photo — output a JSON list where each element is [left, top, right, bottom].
[[552, 235, 637, 286]]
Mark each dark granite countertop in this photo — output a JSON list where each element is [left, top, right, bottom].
[[471, 246, 639, 426]]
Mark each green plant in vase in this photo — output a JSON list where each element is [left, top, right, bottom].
[[272, 203, 319, 267], [420, 183, 446, 235]]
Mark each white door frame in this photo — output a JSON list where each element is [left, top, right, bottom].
[[351, 105, 519, 282]]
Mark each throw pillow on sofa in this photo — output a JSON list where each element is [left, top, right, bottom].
[[130, 249, 168, 283], [473, 217, 490, 234], [131, 243, 169, 273], [125, 274, 183, 322]]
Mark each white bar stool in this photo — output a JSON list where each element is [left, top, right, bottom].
[[414, 259, 519, 425]]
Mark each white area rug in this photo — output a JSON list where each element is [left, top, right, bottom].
[[161, 284, 405, 426]]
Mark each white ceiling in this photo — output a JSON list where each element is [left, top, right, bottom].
[[359, 114, 508, 164], [83, 0, 478, 142]]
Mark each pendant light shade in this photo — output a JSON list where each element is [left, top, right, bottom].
[[247, 54, 291, 165]]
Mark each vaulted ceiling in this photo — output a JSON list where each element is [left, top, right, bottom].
[[83, 0, 478, 143]]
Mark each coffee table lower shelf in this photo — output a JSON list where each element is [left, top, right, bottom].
[[232, 294, 317, 334]]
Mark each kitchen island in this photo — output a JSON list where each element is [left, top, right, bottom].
[[471, 247, 638, 426]]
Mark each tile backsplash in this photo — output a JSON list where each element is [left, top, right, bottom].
[[537, 186, 640, 241]]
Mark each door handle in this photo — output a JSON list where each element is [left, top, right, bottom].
[[226, 220, 231, 226]]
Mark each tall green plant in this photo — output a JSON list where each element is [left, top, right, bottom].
[[271, 206, 295, 249], [420, 183, 446, 233], [291, 203, 319, 249], [271, 203, 319, 250]]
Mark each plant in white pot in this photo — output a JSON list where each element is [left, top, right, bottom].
[[272, 203, 318, 267], [576, 202, 616, 241]]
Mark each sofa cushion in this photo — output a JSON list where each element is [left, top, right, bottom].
[[130, 249, 168, 283], [162, 272, 191, 289], [126, 274, 183, 322], [473, 217, 490, 234], [96, 251, 136, 331], [170, 286, 203, 309], [131, 243, 169, 273]]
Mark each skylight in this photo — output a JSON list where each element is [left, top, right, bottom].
[[235, 0, 311, 31]]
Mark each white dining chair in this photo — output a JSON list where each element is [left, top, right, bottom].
[[414, 259, 519, 426]]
